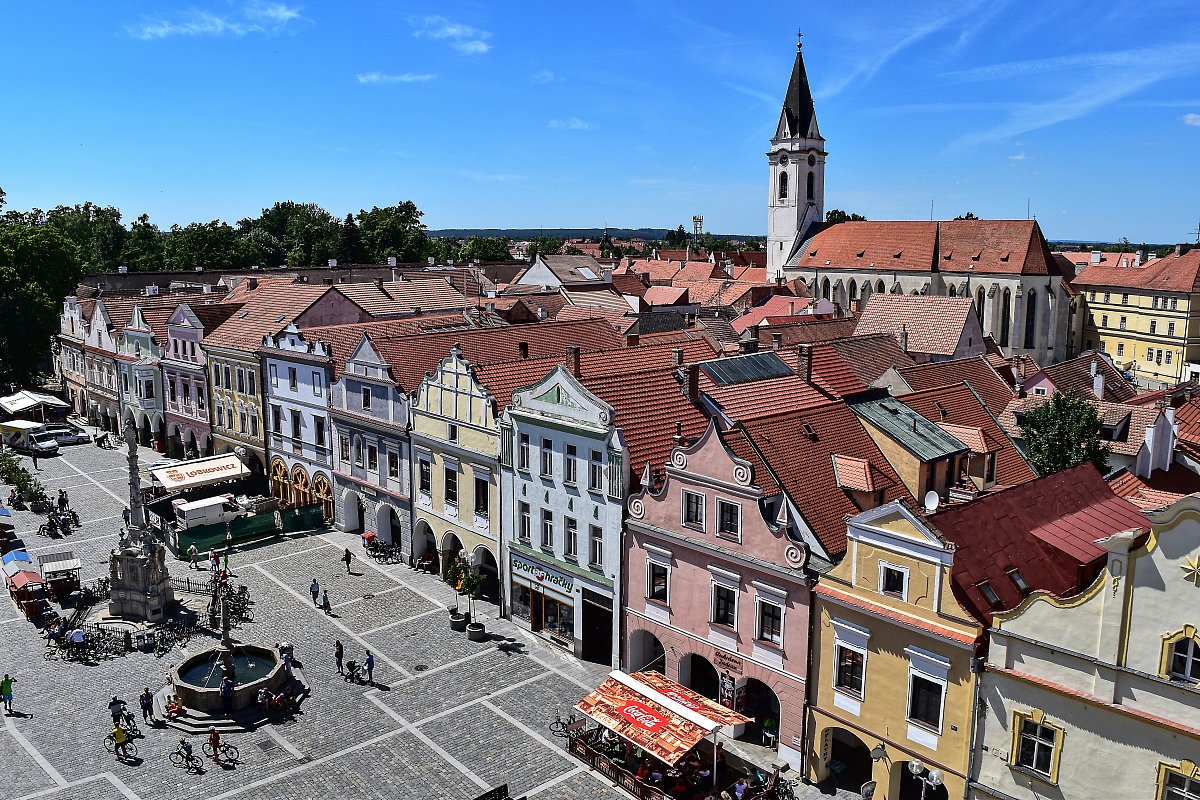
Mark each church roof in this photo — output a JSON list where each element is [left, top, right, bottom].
[[775, 40, 820, 141]]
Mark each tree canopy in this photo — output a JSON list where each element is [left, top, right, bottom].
[[457, 236, 512, 262], [825, 209, 867, 224], [1018, 390, 1110, 476]]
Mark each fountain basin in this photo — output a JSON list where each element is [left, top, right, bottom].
[[171, 644, 287, 714]]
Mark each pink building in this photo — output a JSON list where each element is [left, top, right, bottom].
[[624, 422, 812, 770]]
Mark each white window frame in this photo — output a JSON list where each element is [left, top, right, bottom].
[[904, 646, 951, 735], [518, 502, 531, 542], [269, 364, 278, 387], [361, 386, 372, 410], [588, 524, 604, 567], [708, 566, 740, 629], [541, 509, 554, 549], [647, 559, 671, 605], [755, 596, 784, 647], [878, 561, 910, 601], [715, 498, 741, 541], [564, 443, 578, 485], [831, 618, 871, 700], [682, 489, 706, 530], [312, 371, 322, 396], [564, 516, 577, 558], [588, 449, 603, 492], [518, 433, 530, 471], [540, 437, 553, 477]]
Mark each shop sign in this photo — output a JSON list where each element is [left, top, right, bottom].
[[619, 701, 667, 732], [657, 688, 704, 712], [714, 650, 743, 675], [511, 554, 574, 594]]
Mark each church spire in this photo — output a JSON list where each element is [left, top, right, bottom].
[[774, 31, 819, 142]]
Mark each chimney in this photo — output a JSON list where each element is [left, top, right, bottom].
[[247, 277, 258, 290], [1136, 249, 1145, 266], [1089, 358, 1098, 376], [796, 343, 813, 382], [671, 347, 684, 366], [1090, 251, 1102, 264], [602, 268, 613, 283], [376, 277, 385, 291], [899, 324, 909, 353], [145, 284, 159, 296], [687, 364, 700, 400], [387, 256, 398, 267], [626, 334, 640, 346], [1176, 244, 1186, 257], [427, 256, 435, 266], [201, 284, 212, 294], [328, 258, 338, 267], [771, 333, 783, 351], [518, 341, 529, 360], [566, 345, 581, 377], [672, 421, 685, 446], [1093, 371, 1105, 401]]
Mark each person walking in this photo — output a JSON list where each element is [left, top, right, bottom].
[[342, 548, 353, 574], [187, 543, 200, 570], [57, 490, 67, 512], [334, 640, 344, 674], [219, 676, 233, 717], [309, 579, 320, 606], [320, 590, 332, 616], [208, 548, 218, 572], [31, 452, 38, 471], [122, 507, 131, 527], [1, 673, 14, 714], [139, 687, 154, 724], [364, 650, 375, 685]]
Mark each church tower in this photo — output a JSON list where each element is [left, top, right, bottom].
[[767, 34, 825, 278]]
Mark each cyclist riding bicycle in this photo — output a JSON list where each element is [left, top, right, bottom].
[[111, 725, 130, 759], [177, 738, 193, 758]]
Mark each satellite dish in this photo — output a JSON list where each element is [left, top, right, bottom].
[[923, 491, 940, 514]]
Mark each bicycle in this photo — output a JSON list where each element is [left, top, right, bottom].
[[548, 712, 582, 738], [104, 735, 138, 760], [169, 749, 204, 772], [202, 741, 240, 763], [772, 778, 798, 800], [119, 711, 141, 737]]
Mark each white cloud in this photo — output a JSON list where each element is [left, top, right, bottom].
[[410, 15, 492, 55], [530, 70, 556, 84], [1184, 113, 1200, 126], [356, 72, 437, 85], [1008, 152, 1029, 161], [548, 117, 590, 130], [127, 2, 305, 40]]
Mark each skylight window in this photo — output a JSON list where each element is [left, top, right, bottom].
[[978, 581, 1002, 609], [1008, 569, 1030, 594], [802, 423, 818, 440]]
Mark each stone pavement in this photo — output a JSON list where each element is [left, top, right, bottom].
[[0, 443, 633, 800]]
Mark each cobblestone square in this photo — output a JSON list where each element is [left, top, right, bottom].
[[1, 445, 618, 800]]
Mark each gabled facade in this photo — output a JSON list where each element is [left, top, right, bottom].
[[80, 299, 124, 430], [117, 304, 166, 449], [410, 347, 503, 602], [161, 303, 227, 459], [624, 422, 813, 771], [262, 323, 335, 521], [498, 365, 626, 666], [58, 297, 91, 420], [330, 335, 412, 556], [971, 496, 1200, 800], [808, 502, 981, 800]]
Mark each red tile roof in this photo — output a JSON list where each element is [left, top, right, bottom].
[[672, 261, 730, 282], [1073, 247, 1200, 293], [299, 313, 482, 377], [562, 286, 633, 313], [1175, 396, 1200, 454], [796, 219, 1055, 276], [378, 278, 468, 313], [855, 294, 976, 356], [678, 279, 764, 308], [1036, 350, 1137, 403], [822, 334, 915, 388], [1107, 467, 1200, 510], [734, 401, 913, 556], [644, 286, 690, 306], [610, 273, 650, 298], [831, 454, 892, 492], [701, 372, 833, 422], [204, 284, 330, 351], [730, 265, 767, 282], [898, 356, 1014, 416], [931, 462, 1147, 625], [731, 296, 815, 333], [999, 395, 1160, 457]]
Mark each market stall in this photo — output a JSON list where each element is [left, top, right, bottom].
[[6, 568, 49, 620], [0, 390, 69, 423], [38, 550, 81, 599], [571, 670, 751, 799]]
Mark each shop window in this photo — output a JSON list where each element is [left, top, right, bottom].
[[518, 503, 531, 542], [518, 433, 530, 471], [564, 443, 577, 484], [444, 467, 457, 506], [716, 500, 740, 540], [474, 476, 489, 516], [1163, 768, 1200, 800], [683, 490, 705, 529], [756, 600, 783, 645], [908, 673, 944, 731], [540, 438, 553, 476], [541, 510, 553, 549], [588, 449, 603, 492], [648, 562, 669, 603], [834, 645, 865, 698], [589, 525, 603, 567], [879, 562, 908, 600], [512, 583, 532, 623], [1011, 712, 1063, 781], [419, 459, 431, 493], [564, 517, 577, 558], [712, 583, 736, 628]]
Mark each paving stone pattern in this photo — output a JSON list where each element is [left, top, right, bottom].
[[0, 444, 634, 800]]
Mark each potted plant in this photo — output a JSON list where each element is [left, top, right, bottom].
[[446, 558, 471, 631], [447, 557, 486, 635]]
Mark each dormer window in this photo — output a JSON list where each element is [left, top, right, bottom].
[[879, 562, 908, 600], [977, 581, 1002, 609]]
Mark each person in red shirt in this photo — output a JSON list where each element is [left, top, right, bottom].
[[208, 727, 221, 763]]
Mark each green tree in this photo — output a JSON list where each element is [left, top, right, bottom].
[[337, 213, 369, 264], [953, 212, 980, 220], [457, 236, 511, 262], [825, 209, 867, 224], [119, 213, 165, 272], [357, 201, 429, 264], [162, 221, 242, 271], [0, 225, 85, 382], [45, 203, 127, 272], [238, 201, 339, 267], [744, 238, 762, 251], [525, 236, 563, 261], [1018, 390, 1110, 476], [662, 225, 689, 247], [235, 227, 285, 268], [426, 237, 457, 263]]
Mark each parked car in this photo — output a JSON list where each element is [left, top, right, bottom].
[[42, 424, 92, 446]]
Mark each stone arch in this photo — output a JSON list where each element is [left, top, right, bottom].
[[341, 489, 363, 533], [947, 284, 956, 297], [778, 170, 788, 201], [312, 472, 334, 521], [821, 727, 873, 791], [628, 628, 666, 673], [168, 423, 183, 459], [270, 458, 290, 505], [473, 544, 500, 603], [375, 503, 400, 545], [821, 277, 831, 301], [679, 652, 719, 701], [412, 519, 436, 563], [896, 762, 950, 800], [291, 464, 312, 507], [738, 678, 782, 749], [440, 531, 464, 579]]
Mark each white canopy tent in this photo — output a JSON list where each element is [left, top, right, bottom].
[[0, 391, 69, 420]]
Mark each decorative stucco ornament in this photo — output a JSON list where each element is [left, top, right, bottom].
[[1181, 554, 1200, 587]]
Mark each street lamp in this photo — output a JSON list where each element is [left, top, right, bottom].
[[908, 759, 943, 800]]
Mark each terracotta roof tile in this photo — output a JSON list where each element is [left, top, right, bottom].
[[644, 286, 690, 306], [731, 296, 815, 333], [1107, 467, 1200, 510], [378, 278, 468, 313], [898, 356, 1014, 416], [755, 318, 858, 348], [701, 372, 833, 422], [1072, 247, 1200, 293], [1036, 350, 1137, 402], [552, 305, 637, 334], [824, 334, 916, 387], [855, 295, 976, 356], [931, 462, 1146, 625], [815, 583, 978, 645], [203, 284, 331, 351], [562, 286, 633, 313]]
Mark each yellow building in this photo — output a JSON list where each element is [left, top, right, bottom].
[[808, 502, 981, 800], [1072, 246, 1200, 387], [410, 346, 502, 603]]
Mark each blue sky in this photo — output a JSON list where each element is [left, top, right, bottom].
[[3, 1, 1199, 242]]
